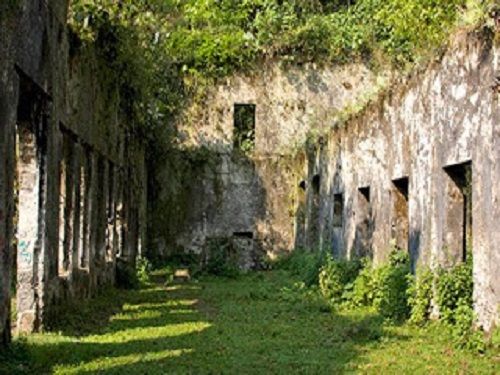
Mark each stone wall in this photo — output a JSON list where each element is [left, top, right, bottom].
[[150, 31, 499, 330], [149, 62, 378, 267], [298, 31, 499, 330], [0, 0, 147, 345]]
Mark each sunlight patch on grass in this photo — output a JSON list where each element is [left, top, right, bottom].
[[53, 348, 194, 374], [124, 299, 198, 312], [111, 310, 164, 321], [83, 321, 211, 344], [3, 272, 498, 374]]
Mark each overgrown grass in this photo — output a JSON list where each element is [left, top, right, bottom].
[[1, 271, 498, 374]]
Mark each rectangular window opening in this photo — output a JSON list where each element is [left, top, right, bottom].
[[355, 186, 372, 257], [391, 177, 409, 251], [312, 174, 321, 195], [233, 104, 255, 152], [233, 232, 253, 239], [443, 161, 472, 264], [358, 186, 370, 202], [333, 193, 344, 228]]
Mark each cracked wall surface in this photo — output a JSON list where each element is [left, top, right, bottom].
[[0, 0, 147, 345], [150, 31, 499, 330], [300, 32, 499, 330], [149, 62, 378, 268]]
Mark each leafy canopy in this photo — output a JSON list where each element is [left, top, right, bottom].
[[69, 0, 467, 138]]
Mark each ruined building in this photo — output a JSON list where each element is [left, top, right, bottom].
[[149, 32, 500, 332], [1, 1, 499, 348], [0, 1, 146, 345]]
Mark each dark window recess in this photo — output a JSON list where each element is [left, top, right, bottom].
[[391, 177, 409, 252], [333, 193, 344, 227], [233, 232, 253, 239], [358, 186, 370, 202], [233, 104, 256, 151], [355, 186, 373, 257], [299, 180, 307, 191], [393, 177, 409, 200], [443, 161, 472, 263], [312, 174, 320, 194]]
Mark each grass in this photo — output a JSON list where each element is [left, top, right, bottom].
[[1, 271, 499, 374]]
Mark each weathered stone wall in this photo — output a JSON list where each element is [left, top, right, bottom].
[[298, 31, 499, 330], [0, 0, 147, 345], [150, 31, 499, 330], [149, 63, 378, 267]]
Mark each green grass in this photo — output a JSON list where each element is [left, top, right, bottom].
[[1, 271, 499, 374]]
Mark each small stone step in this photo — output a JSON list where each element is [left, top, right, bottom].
[[174, 268, 191, 282]]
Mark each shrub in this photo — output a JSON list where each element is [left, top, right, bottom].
[[435, 259, 473, 325], [319, 257, 362, 306], [136, 256, 152, 285], [372, 250, 412, 322], [349, 258, 376, 307], [276, 249, 328, 287], [492, 324, 500, 349], [408, 268, 434, 325], [204, 238, 240, 278], [452, 300, 485, 352]]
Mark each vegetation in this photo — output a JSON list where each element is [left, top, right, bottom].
[[407, 267, 434, 325], [1, 271, 498, 374], [273, 246, 496, 352], [67, 0, 495, 143]]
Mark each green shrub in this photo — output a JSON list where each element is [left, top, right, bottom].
[[408, 268, 434, 325], [204, 238, 240, 278], [276, 249, 328, 287], [372, 250, 412, 322], [349, 258, 376, 307], [492, 324, 500, 349], [280, 281, 331, 313], [435, 259, 473, 325], [452, 300, 486, 352], [136, 256, 152, 285], [319, 257, 362, 306]]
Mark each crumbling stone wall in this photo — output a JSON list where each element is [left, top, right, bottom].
[[0, 0, 146, 345], [150, 31, 499, 330], [298, 31, 499, 330], [149, 63, 378, 267]]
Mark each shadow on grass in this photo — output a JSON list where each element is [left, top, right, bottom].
[[0, 274, 409, 374]]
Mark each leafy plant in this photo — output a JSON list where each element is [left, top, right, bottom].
[[318, 257, 362, 306], [435, 259, 473, 325], [135, 256, 152, 285], [371, 250, 412, 322], [204, 238, 240, 278], [451, 300, 486, 352], [349, 258, 376, 307], [408, 267, 434, 325], [275, 248, 328, 287]]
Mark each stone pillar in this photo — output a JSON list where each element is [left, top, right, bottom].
[[72, 143, 83, 274], [15, 126, 40, 333], [106, 161, 115, 263], [80, 147, 92, 269]]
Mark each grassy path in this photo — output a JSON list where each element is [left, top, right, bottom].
[[1, 271, 499, 374]]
